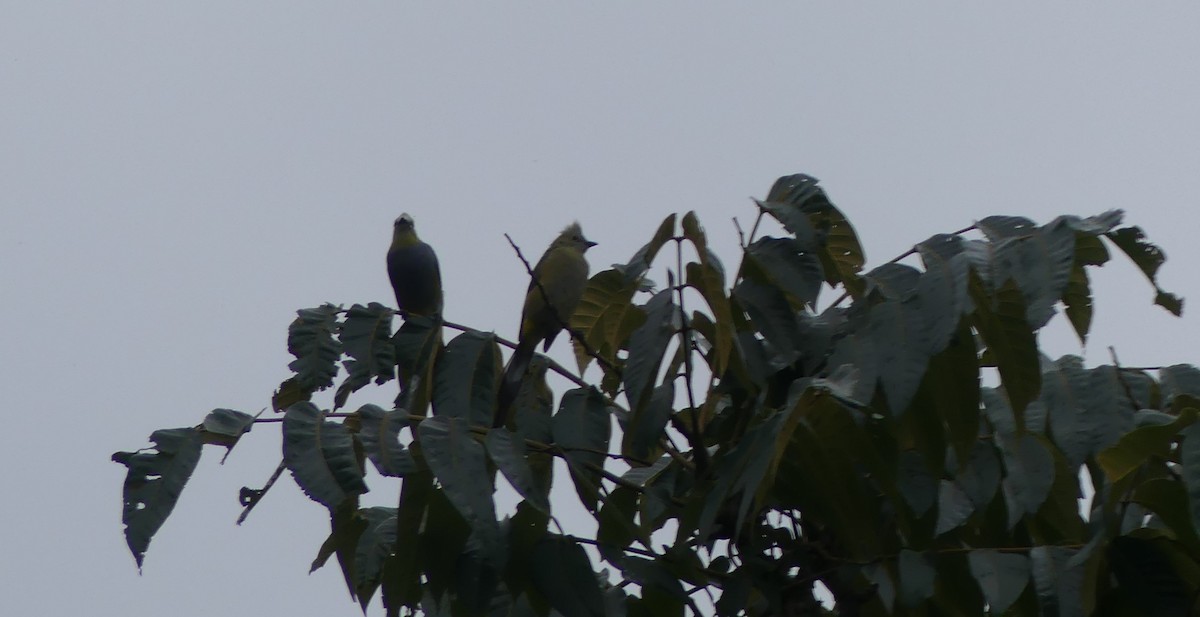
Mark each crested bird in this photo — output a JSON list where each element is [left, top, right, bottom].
[[495, 222, 596, 425], [386, 213, 443, 318]]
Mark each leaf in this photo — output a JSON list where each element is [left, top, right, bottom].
[[530, 536, 606, 617], [1182, 423, 1200, 545], [999, 433, 1056, 516], [1096, 408, 1198, 483], [935, 480, 976, 535], [955, 441, 1001, 509], [897, 549, 936, 607], [733, 278, 801, 366], [432, 330, 501, 426], [993, 219, 1077, 328], [1106, 226, 1183, 316], [618, 213, 677, 283], [1133, 478, 1200, 554], [745, 237, 823, 307], [282, 403, 368, 508], [1029, 546, 1085, 617], [865, 263, 921, 301], [596, 487, 640, 561], [1040, 355, 1094, 469], [198, 408, 255, 458], [622, 289, 676, 413], [1062, 232, 1108, 344], [866, 297, 929, 414], [970, 274, 1041, 422], [112, 427, 203, 569], [357, 404, 415, 477], [334, 302, 396, 409], [553, 387, 611, 512], [977, 215, 1038, 241], [416, 415, 502, 567], [967, 550, 1031, 615], [926, 318, 980, 464], [682, 214, 735, 376], [623, 382, 674, 464], [763, 174, 865, 295], [285, 304, 342, 394], [570, 268, 644, 374], [1159, 364, 1200, 409], [485, 428, 550, 514], [352, 506, 397, 610], [896, 450, 936, 517], [1108, 536, 1200, 616], [271, 376, 310, 413]]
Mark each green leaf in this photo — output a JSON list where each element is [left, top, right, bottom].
[[927, 318, 980, 463], [286, 304, 342, 393], [1029, 545, 1084, 617], [112, 427, 203, 569], [530, 535, 606, 617], [357, 404, 415, 477], [1097, 408, 1198, 483], [282, 402, 368, 508], [416, 416, 501, 564], [935, 480, 975, 536], [571, 268, 644, 375], [865, 263, 921, 301], [994, 220, 1077, 328], [623, 382, 674, 464], [970, 274, 1041, 421], [999, 433, 1056, 516], [271, 376, 310, 413], [1106, 226, 1183, 316], [745, 237, 823, 307], [683, 255, 734, 376], [1160, 364, 1200, 409], [955, 441, 1001, 509], [335, 302, 396, 409], [866, 297, 930, 414], [896, 450, 936, 517], [596, 487, 640, 561], [967, 550, 1030, 615], [619, 213, 677, 283], [977, 215, 1038, 242], [553, 387, 611, 512], [732, 278, 800, 365], [485, 428, 550, 514], [1183, 424, 1200, 546], [353, 506, 397, 610], [763, 174, 865, 295], [1041, 355, 1094, 469], [432, 330, 501, 426], [897, 549, 936, 607], [1108, 535, 1200, 616], [623, 289, 676, 413], [1133, 478, 1200, 553], [391, 315, 442, 409], [198, 408, 255, 457]]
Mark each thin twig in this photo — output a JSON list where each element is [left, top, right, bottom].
[[828, 222, 979, 309]]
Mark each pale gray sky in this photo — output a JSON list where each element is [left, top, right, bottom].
[[4, 4, 1199, 616]]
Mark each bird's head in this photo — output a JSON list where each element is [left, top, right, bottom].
[[557, 221, 597, 253], [394, 213, 416, 231]]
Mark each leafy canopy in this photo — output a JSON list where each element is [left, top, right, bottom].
[[114, 174, 1200, 617]]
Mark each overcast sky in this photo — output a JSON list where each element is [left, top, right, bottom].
[[4, 4, 1200, 616]]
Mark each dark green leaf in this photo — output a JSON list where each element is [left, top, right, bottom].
[[896, 450, 936, 517], [967, 549, 1030, 614], [935, 480, 975, 535], [897, 549, 936, 607], [1159, 364, 1200, 409], [684, 258, 734, 376], [1182, 424, 1200, 545], [553, 387, 611, 512], [623, 290, 675, 413], [999, 433, 1055, 516], [978, 215, 1037, 241], [596, 487, 640, 561], [746, 237, 823, 307], [282, 402, 368, 508], [865, 263, 921, 301], [971, 274, 1040, 421], [357, 404, 415, 477], [391, 315, 442, 406], [112, 427, 203, 569], [1108, 535, 1200, 616], [866, 297, 929, 414], [1133, 478, 1200, 553], [335, 302, 396, 409], [733, 278, 800, 365], [199, 408, 255, 457], [623, 382, 674, 464], [531, 536, 606, 617], [1083, 365, 1139, 454], [432, 330, 501, 426], [353, 506, 397, 610], [993, 220, 1076, 328], [286, 304, 342, 393], [1106, 226, 1183, 316], [1041, 355, 1094, 469], [927, 318, 980, 463], [955, 441, 1001, 509], [619, 213, 677, 283], [416, 416, 501, 564], [485, 428, 549, 514], [1030, 545, 1084, 617], [271, 376, 310, 413]]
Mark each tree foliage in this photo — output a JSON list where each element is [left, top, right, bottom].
[[114, 174, 1200, 616]]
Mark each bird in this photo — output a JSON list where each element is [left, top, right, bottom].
[[495, 222, 596, 425], [386, 213, 443, 319]]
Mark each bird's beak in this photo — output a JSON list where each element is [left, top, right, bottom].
[[586, 240, 598, 248]]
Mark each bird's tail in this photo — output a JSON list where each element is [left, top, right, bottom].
[[495, 338, 536, 427]]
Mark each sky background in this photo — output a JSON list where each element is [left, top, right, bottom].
[[4, 4, 1200, 616]]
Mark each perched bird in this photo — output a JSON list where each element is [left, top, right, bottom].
[[386, 213, 443, 318], [496, 222, 596, 425]]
